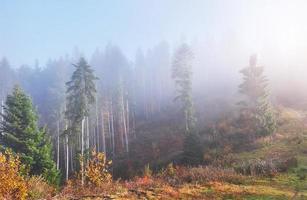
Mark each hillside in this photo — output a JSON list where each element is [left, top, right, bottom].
[[50, 107, 307, 200]]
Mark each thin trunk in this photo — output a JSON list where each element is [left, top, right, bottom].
[[133, 108, 136, 139], [126, 100, 130, 151], [86, 116, 89, 150], [101, 109, 106, 153], [65, 132, 69, 181], [110, 101, 115, 156], [96, 99, 99, 151], [70, 143, 74, 171], [126, 99, 130, 136], [56, 120, 60, 170], [81, 118, 85, 186], [107, 111, 111, 153], [122, 96, 128, 153]]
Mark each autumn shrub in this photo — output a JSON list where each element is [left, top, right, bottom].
[[60, 179, 127, 199], [27, 176, 55, 200], [156, 163, 177, 185], [143, 164, 152, 177], [235, 159, 278, 177], [125, 165, 161, 190], [235, 156, 298, 177], [159, 165, 245, 185], [130, 176, 155, 189], [0, 150, 28, 200], [84, 149, 112, 187]]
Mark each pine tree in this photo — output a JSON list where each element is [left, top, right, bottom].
[[65, 57, 98, 184], [0, 86, 60, 185], [66, 57, 98, 126], [172, 43, 196, 133], [238, 54, 276, 136]]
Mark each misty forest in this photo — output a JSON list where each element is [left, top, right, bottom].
[[1, 1, 307, 199]]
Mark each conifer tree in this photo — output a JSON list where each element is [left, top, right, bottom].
[[65, 57, 98, 184], [0, 86, 60, 185], [238, 54, 276, 136], [172, 43, 196, 133], [66, 57, 98, 126]]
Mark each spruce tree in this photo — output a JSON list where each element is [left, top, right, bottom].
[[172, 43, 196, 133], [238, 54, 276, 136], [66, 57, 98, 128], [0, 86, 60, 185], [65, 57, 98, 184]]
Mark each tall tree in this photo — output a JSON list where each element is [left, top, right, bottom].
[[65, 57, 98, 184], [0, 86, 60, 185], [172, 43, 196, 133], [238, 54, 276, 136]]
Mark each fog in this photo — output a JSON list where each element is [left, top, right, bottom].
[[1, 1, 307, 132], [2, 0, 307, 187]]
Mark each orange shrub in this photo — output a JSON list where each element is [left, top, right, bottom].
[[85, 149, 112, 186], [0, 150, 28, 200]]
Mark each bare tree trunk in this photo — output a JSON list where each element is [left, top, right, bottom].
[[81, 118, 85, 186], [101, 109, 106, 153], [110, 101, 115, 156], [70, 143, 74, 172], [95, 99, 99, 152], [122, 96, 128, 153], [65, 132, 69, 181], [107, 110, 111, 152], [86, 116, 89, 150], [56, 120, 60, 170], [131, 103, 136, 139], [126, 99, 130, 136]]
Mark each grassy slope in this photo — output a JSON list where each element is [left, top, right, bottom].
[[56, 108, 307, 200]]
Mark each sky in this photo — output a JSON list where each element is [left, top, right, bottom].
[[1, 0, 307, 68]]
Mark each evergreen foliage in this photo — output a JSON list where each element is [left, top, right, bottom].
[[0, 86, 60, 185], [172, 43, 196, 133], [238, 54, 276, 136], [65, 57, 98, 128]]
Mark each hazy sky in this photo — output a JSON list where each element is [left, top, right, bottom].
[[1, 0, 307, 67]]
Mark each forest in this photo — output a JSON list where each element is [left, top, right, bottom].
[[1, 1, 307, 199]]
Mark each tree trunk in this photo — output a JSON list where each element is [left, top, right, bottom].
[[122, 97, 128, 153], [65, 133, 69, 181], [56, 120, 60, 170], [107, 110, 111, 153], [81, 118, 85, 186], [95, 99, 99, 152], [86, 116, 89, 150], [126, 99, 130, 136], [70, 143, 74, 172], [101, 109, 106, 153], [110, 101, 115, 156]]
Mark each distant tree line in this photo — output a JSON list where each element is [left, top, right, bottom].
[[0, 41, 276, 180]]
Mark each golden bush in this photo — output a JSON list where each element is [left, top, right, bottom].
[[0, 150, 28, 200], [84, 149, 112, 186]]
